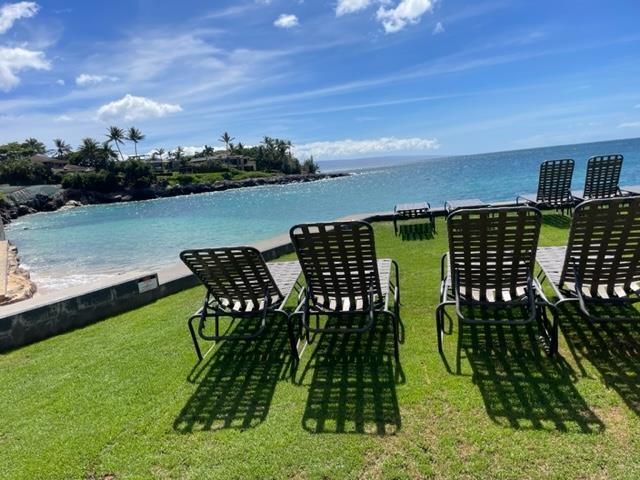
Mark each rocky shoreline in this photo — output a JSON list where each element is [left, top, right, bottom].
[[0, 172, 347, 224], [0, 242, 37, 305]]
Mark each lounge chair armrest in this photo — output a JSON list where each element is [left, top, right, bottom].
[[390, 259, 400, 305], [440, 253, 449, 282], [532, 277, 553, 307]]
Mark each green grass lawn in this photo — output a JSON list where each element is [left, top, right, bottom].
[[3, 213, 640, 479], [165, 170, 275, 186]]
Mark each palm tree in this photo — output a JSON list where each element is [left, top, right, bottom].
[[101, 142, 118, 160], [52, 138, 71, 158], [23, 137, 46, 155], [126, 127, 145, 157], [76, 138, 101, 166], [106, 126, 125, 161], [202, 145, 215, 157], [236, 142, 244, 153], [218, 132, 235, 151], [171, 146, 186, 171], [152, 147, 165, 160]]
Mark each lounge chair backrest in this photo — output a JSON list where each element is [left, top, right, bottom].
[[536, 158, 574, 206], [180, 247, 283, 309], [561, 197, 640, 296], [447, 207, 541, 301], [290, 221, 382, 309], [583, 154, 623, 199]]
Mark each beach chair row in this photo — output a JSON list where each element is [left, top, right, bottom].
[[180, 222, 401, 363], [437, 196, 640, 356], [516, 154, 630, 213]]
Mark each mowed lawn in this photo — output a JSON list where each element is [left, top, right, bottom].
[[2, 214, 640, 479]]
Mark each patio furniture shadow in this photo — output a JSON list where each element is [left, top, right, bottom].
[[542, 213, 571, 229], [559, 303, 640, 416], [298, 316, 403, 435], [458, 322, 603, 433], [398, 222, 434, 241], [174, 315, 294, 432]]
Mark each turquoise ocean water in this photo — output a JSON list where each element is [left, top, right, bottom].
[[6, 137, 640, 291]]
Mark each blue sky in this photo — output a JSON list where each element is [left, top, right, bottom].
[[0, 0, 639, 159]]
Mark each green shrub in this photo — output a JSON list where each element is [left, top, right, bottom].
[[118, 159, 155, 189], [0, 159, 53, 185], [175, 174, 194, 185], [61, 171, 119, 193]]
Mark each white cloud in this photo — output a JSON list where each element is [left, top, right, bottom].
[[293, 136, 439, 158], [377, 0, 436, 33], [432, 21, 444, 34], [0, 46, 49, 91], [97, 94, 182, 122], [274, 14, 299, 28], [336, 0, 372, 16], [618, 121, 640, 128], [55, 78, 64, 85], [0, 1, 38, 34], [173, 146, 203, 157], [75, 73, 119, 86], [54, 114, 72, 122]]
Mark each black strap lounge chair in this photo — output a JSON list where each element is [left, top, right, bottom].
[[180, 247, 302, 360], [289, 221, 401, 361], [436, 206, 557, 355], [516, 158, 576, 213], [536, 197, 640, 322], [581, 154, 623, 200]]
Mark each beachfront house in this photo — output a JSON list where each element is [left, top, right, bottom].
[[29, 154, 68, 170], [189, 151, 256, 171], [60, 164, 95, 174]]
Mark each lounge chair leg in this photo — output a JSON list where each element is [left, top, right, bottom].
[[188, 315, 203, 361], [285, 313, 299, 361], [551, 308, 559, 356], [436, 305, 444, 354], [389, 311, 400, 363]]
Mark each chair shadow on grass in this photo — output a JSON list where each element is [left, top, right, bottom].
[[542, 213, 571, 229], [297, 315, 403, 435], [440, 305, 603, 433], [173, 314, 294, 433], [398, 222, 434, 241], [558, 302, 640, 416]]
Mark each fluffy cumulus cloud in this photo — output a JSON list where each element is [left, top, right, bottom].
[[336, 0, 372, 17], [97, 94, 182, 122], [377, 0, 436, 33], [0, 46, 49, 91], [75, 73, 119, 86], [293, 136, 439, 158], [0, 2, 49, 91], [336, 0, 436, 33], [0, 1, 38, 34], [274, 13, 299, 28]]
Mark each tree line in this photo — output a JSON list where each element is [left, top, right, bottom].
[[0, 128, 320, 190]]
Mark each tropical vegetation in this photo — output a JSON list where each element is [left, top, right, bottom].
[[0, 129, 320, 191]]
